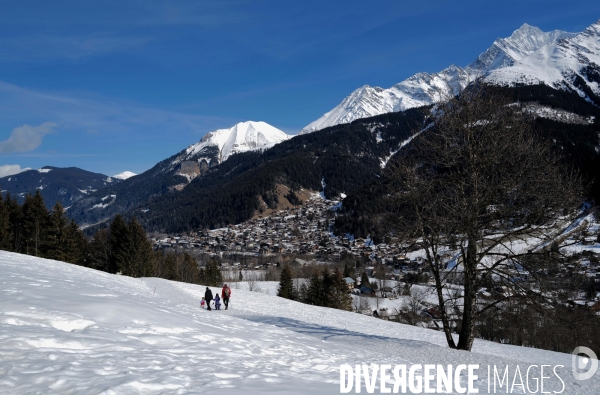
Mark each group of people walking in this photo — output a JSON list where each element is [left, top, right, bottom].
[[201, 284, 232, 311]]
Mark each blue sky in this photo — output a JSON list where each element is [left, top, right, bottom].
[[1, 0, 599, 177]]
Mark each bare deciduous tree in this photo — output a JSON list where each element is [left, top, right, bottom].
[[353, 294, 371, 313], [386, 83, 583, 351], [246, 271, 261, 292]]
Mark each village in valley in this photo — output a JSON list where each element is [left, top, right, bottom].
[[153, 192, 403, 265], [152, 192, 600, 328]]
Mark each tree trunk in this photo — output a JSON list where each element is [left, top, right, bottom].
[[457, 235, 478, 351], [431, 259, 458, 349]]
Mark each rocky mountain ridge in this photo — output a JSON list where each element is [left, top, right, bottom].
[[299, 22, 583, 134]]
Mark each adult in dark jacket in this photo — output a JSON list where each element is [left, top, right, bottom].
[[205, 287, 213, 311]]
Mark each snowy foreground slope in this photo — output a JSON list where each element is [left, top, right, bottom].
[[1, 251, 599, 394]]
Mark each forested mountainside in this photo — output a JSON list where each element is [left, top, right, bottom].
[[335, 84, 600, 241], [0, 167, 120, 210], [66, 121, 290, 229], [65, 152, 194, 229], [69, 84, 599, 236], [130, 108, 428, 233]]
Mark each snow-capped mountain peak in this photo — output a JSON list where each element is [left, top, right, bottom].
[[113, 171, 136, 180], [581, 18, 600, 38], [300, 22, 577, 135], [167, 121, 291, 182], [184, 121, 291, 164], [299, 86, 390, 135], [470, 23, 576, 71], [299, 66, 476, 135], [485, 18, 600, 102]]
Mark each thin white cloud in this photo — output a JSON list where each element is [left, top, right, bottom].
[[0, 34, 152, 62], [0, 122, 57, 153], [0, 80, 238, 145], [0, 164, 23, 178], [0, 2, 250, 63]]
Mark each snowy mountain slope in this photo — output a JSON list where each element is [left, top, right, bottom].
[[299, 66, 474, 135], [0, 166, 119, 210], [300, 23, 576, 134], [2, 250, 599, 394], [178, 121, 291, 166], [66, 121, 290, 229], [486, 19, 600, 104], [300, 66, 474, 135], [470, 23, 577, 71]]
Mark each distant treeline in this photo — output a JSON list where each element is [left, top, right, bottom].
[[0, 190, 221, 286], [0, 190, 86, 263]]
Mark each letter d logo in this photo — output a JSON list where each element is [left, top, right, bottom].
[[572, 346, 598, 381]]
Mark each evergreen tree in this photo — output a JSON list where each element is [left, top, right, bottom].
[[152, 250, 164, 278], [296, 267, 352, 310], [122, 217, 154, 278], [284, 190, 302, 206], [360, 271, 370, 288], [44, 202, 69, 261], [330, 267, 352, 311], [7, 194, 25, 253], [88, 228, 112, 271], [63, 220, 87, 265], [0, 192, 87, 263], [165, 251, 178, 281], [277, 264, 295, 300], [21, 190, 48, 256], [0, 193, 11, 250], [200, 257, 222, 286], [342, 263, 355, 280], [321, 268, 334, 307], [109, 215, 129, 274], [152, 251, 201, 284], [305, 269, 322, 305]]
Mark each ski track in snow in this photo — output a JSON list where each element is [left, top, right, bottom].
[[1, 250, 599, 394]]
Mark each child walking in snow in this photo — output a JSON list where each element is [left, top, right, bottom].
[[214, 294, 221, 310], [200, 297, 206, 309]]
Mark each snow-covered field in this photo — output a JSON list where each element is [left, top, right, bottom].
[[1, 251, 599, 394]]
